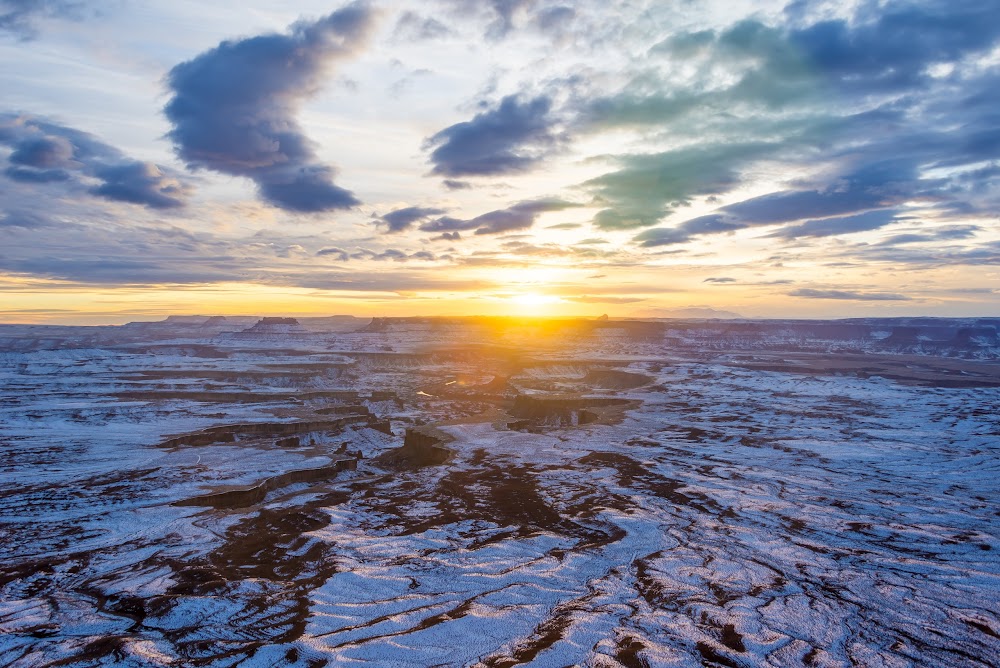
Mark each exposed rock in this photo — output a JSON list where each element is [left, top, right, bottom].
[[374, 426, 453, 468], [174, 458, 357, 509], [509, 394, 635, 427]]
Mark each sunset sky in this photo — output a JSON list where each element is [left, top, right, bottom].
[[1, 0, 999, 323]]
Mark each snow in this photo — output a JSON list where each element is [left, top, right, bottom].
[[0, 318, 998, 666]]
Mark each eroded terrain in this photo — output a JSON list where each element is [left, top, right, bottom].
[[1, 315, 998, 667]]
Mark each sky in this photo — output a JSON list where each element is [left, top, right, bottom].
[[1, 0, 999, 324]]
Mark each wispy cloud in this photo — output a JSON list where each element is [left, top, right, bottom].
[[789, 288, 912, 301], [0, 0, 96, 40], [376, 206, 448, 233], [419, 198, 578, 235]]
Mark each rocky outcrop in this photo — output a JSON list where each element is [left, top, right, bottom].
[[582, 369, 653, 389], [175, 458, 357, 509], [374, 426, 453, 468], [229, 317, 308, 340], [159, 416, 375, 448], [509, 395, 635, 428]]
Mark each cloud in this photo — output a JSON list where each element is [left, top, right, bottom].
[[392, 11, 453, 41], [317, 247, 349, 260], [318, 246, 437, 262], [442, 179, 472, 190], [9, 134, 76, 167], [0, 0, 92, 39], [632, 213, 746, 246], [533, 6, 575, 34], [569, 1, 1000, 248], [788, 2, 1000, 93], [290, 271, 484, 293], [0, 113, 192, 209], [419, 198, 578, 235], [426, 95, 562, 177], [2, 255, 245, 286], [789, 288, 911, 301], [703, 277, 737, 283], [632, 158, 934, 247], [5, 166, 71, 182], [417, 216, 479, 234], [767, 209, 900, 239], [720, 178, 904, 227], [632, 227, 691, 248], [876, 225, 980, 246], [89, 162, 190, 210], [164, 3, 375, 212], [566, 295, 645, 304], [586, 142, 774, 230], [438, 0, 536, 40], [377, 206, 448, 233], [0, 210, 53, 228]]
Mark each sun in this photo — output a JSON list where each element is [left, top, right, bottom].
[[501, 292, 567, 316], [509, 293, 563, 306]]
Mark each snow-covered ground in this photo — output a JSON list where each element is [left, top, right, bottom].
[[0, 317, 998, 666]]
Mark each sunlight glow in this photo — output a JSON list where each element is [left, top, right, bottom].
[[509, 293, 564, 306]]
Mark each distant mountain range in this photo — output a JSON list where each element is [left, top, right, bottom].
[[647, 307, 744, 320]]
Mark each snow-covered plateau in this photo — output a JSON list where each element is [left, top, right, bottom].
[[0, 315, 998, 667]]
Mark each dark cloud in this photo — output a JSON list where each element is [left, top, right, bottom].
[[317, 247, 349, 261], [632, 213, 743, 247], [5, 166, 71, 182], [377, 206, 448, 233], [370, 248, 406, 261], [9, 134, 76, 168], [419, 198, 578, 235], [2, 256, 245, 286], [703, 277, 737, 283], [680, 214, 745, 235], [632, 227, 691, 248], [0, 113, 191, 209], [418, 216, 479, 234], [789, 1, 1000, 93], [789, 288, 912, 301], [426, 95, 562, 177], [442, 179, 472, 190], [432, 231, 461, 241], [317, 246, 437, 262], [164, 3, 375, 212], [89, 162, 190, 210], [876, 225, 980, 246], [719, 184, 895, 227], [767, 209, 900, 239]]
